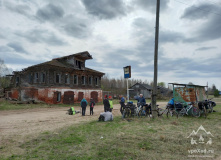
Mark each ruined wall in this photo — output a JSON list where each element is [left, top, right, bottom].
[[174, 86, 206, 104], [7, 87, 103, 104]]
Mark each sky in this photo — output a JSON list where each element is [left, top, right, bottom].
[[0, 0, 221, 89]]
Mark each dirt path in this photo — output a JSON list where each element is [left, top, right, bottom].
[[0, 101, 167, 156]]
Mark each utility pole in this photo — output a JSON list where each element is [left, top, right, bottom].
[[152, 0, 160, 118]]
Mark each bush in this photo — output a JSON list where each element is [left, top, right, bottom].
[[214, 89, 220, 97]]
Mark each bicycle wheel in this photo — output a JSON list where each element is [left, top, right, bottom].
[[122, 110, 127, 118], [203, 107, 208, 118], [208, 105, 213, 113], [192, 107, 200, 117], [167, 110, 178, 118], [138, 110, 142, 117], [177, 109, 185, 117]]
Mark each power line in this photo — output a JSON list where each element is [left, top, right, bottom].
[[174, 0, 221, 17]]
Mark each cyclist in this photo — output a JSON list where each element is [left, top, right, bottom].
[[136, 94, 146, 106], [119, 95, 125, 114], [168, 97, 174, 109]]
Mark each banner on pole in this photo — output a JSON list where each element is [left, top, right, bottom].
[[123, 66, 131, 78]]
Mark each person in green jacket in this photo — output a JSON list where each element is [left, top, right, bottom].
[[109, 96, 113, 112], [71, 107, 75, 115]]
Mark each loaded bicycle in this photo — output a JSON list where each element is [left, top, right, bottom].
[[175, 102, 200, 117], [149, 103, 178, 118]]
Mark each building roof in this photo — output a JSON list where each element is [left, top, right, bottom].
[[53, 51, 92, 61], [130, 83, 172, 93], [15, 51, 104, 75], [168, 83, 207, 87], [130, 83, 152, 90]]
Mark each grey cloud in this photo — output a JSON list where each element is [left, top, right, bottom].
[[7, 42, 28, 54], [181, 3, 217, 20], [134, 0, 170, 13], [0, 46, 12, 53], [181, 3, 221, 42], [36, 4, 64, 22], [81, 0, 127, 19], [158, 54, 221, 77], [4, 2, 31, 17], [195, 47, 216, 51], [183, 14, 221, 42], [16, 29, 67, 46], [159, 30, 184, 43], [61, 15, 92, 38]]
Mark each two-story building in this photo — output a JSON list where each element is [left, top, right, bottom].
[[7, 51, 105, 104]]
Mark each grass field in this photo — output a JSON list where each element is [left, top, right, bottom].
[[1, 103, 221, 160]]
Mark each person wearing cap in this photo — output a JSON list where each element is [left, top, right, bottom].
[[89, 98, 95, 115], [103, 95, 110, 112], [109, 96, 113, 112]]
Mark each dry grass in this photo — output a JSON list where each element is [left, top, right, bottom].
[[1, 97, 221, 160], [1, 103, 221, 160]]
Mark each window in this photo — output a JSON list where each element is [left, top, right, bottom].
[[89, 76, 92, 85], [16, 76, 20, 86], [40, 72, 46, 83], [82, 76, 85, 85], [65, 74, 70, 84], [56, 73, 61, 83], [75, 60, 81, 69], [74, 75, 78, 85], [34, 73, 39, 83], [28, 74, 33, 83], [95, 77, 98, 86], [57, 92, 61, 102]]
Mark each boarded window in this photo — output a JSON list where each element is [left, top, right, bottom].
[[78, 92, 84, 102], [91, 91, 98, 103], [74, 75, 78, 85], [63, 91, 74, 104]]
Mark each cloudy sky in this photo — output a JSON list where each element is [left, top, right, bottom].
[[0, 0, 221, 89]]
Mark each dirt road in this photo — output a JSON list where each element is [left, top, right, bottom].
[[0, 101, 167, 155]]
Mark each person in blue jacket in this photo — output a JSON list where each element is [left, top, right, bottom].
[[119, 95, 125, 114], [81, 98, 88, 116], [136, 94, 146, 106], [168, 97, 174, 109]]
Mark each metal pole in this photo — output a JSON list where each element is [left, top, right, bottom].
[[151, 0, 160, 118], [127, 78, 129, 102], [207, 82, 208, 99]]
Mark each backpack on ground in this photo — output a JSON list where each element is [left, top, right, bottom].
[[98, 115, 105, 121]]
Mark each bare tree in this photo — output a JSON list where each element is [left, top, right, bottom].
[[0, 59, 11, 89]]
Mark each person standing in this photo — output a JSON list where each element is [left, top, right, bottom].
[[89, 98, 95, 115], [103, 95, 110, 112], [119, 95, 125, 114], [136, 94, 146, 106], [81, 98, 88, 116], [109, 96, 113, 112]]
